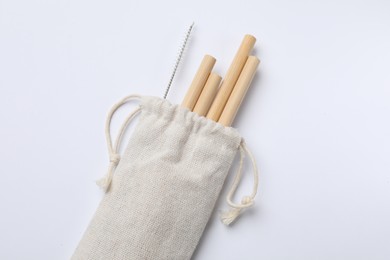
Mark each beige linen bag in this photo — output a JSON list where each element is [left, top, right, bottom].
[[72, 95, 258, 260]]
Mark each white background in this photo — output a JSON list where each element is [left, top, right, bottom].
[[1, 0, 389, 259]]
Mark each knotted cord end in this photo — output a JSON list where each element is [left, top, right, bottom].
[[221, 141, 259, 226], [96, 95, 141, 192], [96, 153, 121, 192], [109, 153, 121, 165], [220, 196, 254, 226], [96, 176, 111, 191], [220, 208, 242, 226]]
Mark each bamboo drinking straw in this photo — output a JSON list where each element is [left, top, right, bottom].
[[206, 35, 256, 121], [181, 55, 216, 110], [218, 56, 260, 126], [193, 73, 221, 116]]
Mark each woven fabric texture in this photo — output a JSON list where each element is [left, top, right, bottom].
[[72, 96, 241, 260]]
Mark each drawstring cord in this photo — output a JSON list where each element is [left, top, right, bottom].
[[96, 94, 142, 191], [221, 140, 259, 225]]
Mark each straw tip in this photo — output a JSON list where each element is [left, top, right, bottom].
[[244, 34, 257, 42], [248, 55, 261, 64], [204, 54, 216, 61]]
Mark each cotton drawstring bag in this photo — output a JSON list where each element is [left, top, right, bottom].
[[72, 94, 259, 260]]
